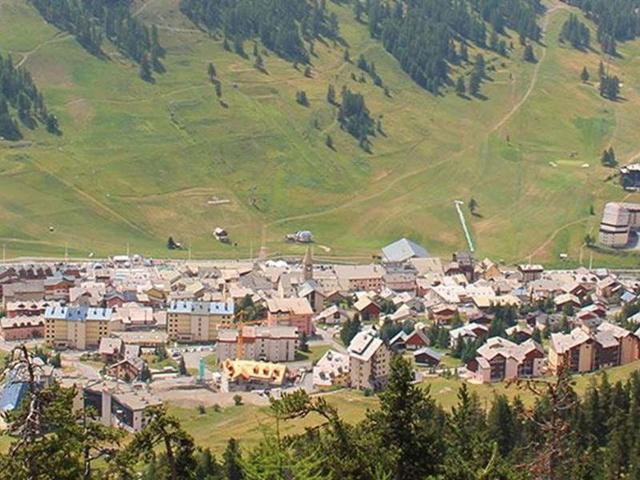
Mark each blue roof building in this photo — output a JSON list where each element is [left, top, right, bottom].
[[44, 305, 113, 322], [168, 300, 235, 316]]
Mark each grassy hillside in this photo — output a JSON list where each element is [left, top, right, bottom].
[[0, 0, 639, 266]]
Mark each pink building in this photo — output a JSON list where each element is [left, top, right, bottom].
[[0, 315, 45, 341], [266, 298, 314, 336]]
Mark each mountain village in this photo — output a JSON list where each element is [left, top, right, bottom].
[[1, 238, 640, 432]]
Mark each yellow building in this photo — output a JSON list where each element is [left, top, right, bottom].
[[167, 300, 235, 342], [44, 305, 113, 349], [220, 359, 287, 392]]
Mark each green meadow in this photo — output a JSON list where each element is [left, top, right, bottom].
[[0, 0, 639, 266]]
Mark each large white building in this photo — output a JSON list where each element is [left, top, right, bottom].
[[348, 331, 392, 390], [215, 325, 298, 363], [599, 202, 640, 248]]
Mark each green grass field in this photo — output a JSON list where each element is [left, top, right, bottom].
[[0, 0, 639, 266], [169, 388, 377, 453]]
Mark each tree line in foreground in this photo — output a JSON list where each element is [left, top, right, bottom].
[[3, 343, 640, 480]]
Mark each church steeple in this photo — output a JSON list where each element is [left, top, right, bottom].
[[303, 246, 313, 281]]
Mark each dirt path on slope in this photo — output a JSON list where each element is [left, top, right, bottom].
[[264, 2, 565, 231], [15, 32, 72, 68], [490, 2, 568, 133]]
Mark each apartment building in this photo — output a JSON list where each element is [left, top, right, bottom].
[[44, 305, 113, 349], [166, 300, 235, 342], [599, 202, 640, 248], [467, 337, 545, 383], [333, 265, 385, 292], [549, 322, 639, 374], [348, 331, 392, 391], [266, 297, 314, 335], [216, 325, 298, 363], [83, 380, 162, 432], [0, 315, 45, 341]]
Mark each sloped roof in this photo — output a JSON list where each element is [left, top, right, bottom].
[[382, 238, 429, 263], [413, 347, 442, 362], [550, 328, 591, 354], [222, 359, 286, 385], [348, 331, 384, 362], [266, 297, 313, 315]]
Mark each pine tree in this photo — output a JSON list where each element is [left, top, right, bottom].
[[560, 14, 591, 49], [207, 62, 217, 81], [608, 146, 617, 166], [242, 431, 325, 479], [296, 90, 309, 106], [223, 438, 244, 480], [455, 76, 466, 96], [0, 100, 22, 141], [45, 114, 60, 135], [340, 314, 361, 346], [179, 356, 188, 375], [460, 43, 469, 63], [16, 92, 32, 127], [581, 66, 589, 83], [139, 55, 153, 82], [234, 37, 245, 57], [523, 44, 536, 62], [601, 147, 617, 167], [443, 384, 499, 479], [469, 71, 482, 96], [367, 356, 445, 479], [140, 363, 152, 382], [325, 134, 334, 150], [357, 54, 368, 71], [117, 406, 198, 479], [327, 84, 336, 105], [474, 54, 486, 78], [487, 395, 517, 457], [354, 1, 364, 21], [254, 53, 264, 71], [194, 447, 221, 479]]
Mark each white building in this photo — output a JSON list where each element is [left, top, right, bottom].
[[313, 350, 350, 387], [348, 331, 392, 390], [215, 325, 298, 363], [599, 202, 640, 248]]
